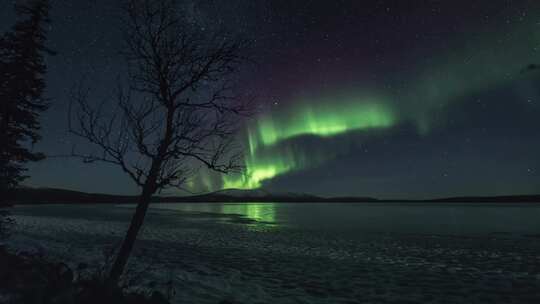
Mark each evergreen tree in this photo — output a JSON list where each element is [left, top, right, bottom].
[[0, 0, 53, 203]]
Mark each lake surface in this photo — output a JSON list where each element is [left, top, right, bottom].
[[150, 202, 540, 235], [8, 202, 540, 303]]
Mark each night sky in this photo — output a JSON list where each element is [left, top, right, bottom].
[[2, 0, 540, 199]]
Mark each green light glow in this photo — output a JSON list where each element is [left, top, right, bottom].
[[400, 19, 540, 134], [164, 203, 277, 223], [185, 15, 540, 194], [223, 203, 276, 223], [223, 96, 396, 189], [253, 100, 395, 146], [222, 150, 298, 189]]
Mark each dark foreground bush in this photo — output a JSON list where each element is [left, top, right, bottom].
[[0, 247, 170, 304]]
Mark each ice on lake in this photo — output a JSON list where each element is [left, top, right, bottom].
[[8, 202, 540, 303]]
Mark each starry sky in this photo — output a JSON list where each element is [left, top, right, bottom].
[[2, 0, 540, 199]]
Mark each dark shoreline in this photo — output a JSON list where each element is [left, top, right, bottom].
[[7, 188, 540, 205]]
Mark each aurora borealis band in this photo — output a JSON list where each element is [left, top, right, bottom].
[[9, 0, 540, 198], [221, 95, 397, 189], [213, 12, 540, 192], [251, 98, 395, 147]]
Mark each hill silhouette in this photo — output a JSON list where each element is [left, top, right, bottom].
[[7, 187, 540, 204]]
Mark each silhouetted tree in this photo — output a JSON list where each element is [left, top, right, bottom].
[[70, 0, 251, 283], [0, 0, 53, 239], [0, 0, 53, 203]]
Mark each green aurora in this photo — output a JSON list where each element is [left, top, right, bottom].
[[222, 96, 397, 189], [190, 17, 540, 192], [251, 99, 395, 147], [397, 17, 540, 133]]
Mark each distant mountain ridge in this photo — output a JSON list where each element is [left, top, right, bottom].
[[5, 187, 540, 205]]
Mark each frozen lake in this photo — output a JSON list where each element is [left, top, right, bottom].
[[8, 202, 540, 303]]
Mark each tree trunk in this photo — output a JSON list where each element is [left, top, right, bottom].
[[108, 182, 155, 283]]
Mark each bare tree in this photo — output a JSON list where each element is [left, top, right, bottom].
[[69, 0, 251, 283]]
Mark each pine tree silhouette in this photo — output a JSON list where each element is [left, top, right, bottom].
[[0, 0, 53, 203]]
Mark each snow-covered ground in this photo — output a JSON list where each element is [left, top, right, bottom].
[[7, 203, 540, 303]]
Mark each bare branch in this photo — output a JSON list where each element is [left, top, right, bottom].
[[68, 0, 252, 192]]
